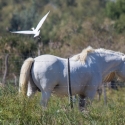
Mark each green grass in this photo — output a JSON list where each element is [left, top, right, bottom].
[[0, 85, 125, 125]]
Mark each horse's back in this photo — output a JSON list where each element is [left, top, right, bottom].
[[33, 54, 65, 73]]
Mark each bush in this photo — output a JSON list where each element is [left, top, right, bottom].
[[114, 14, 125, 33], [106, 0, 125, 20], [106, 0, 125, 33]]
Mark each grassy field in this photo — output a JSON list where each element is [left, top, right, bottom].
[[0, 85, 125, 125]]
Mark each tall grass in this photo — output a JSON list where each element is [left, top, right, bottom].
[[0, 84, 125, 125]]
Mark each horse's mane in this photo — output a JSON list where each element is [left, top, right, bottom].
[[71, 46, 95, 64], [71, 46, 124, 64], [96, 48, 124, 56]]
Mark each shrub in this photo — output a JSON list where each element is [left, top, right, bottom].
[[106, 0, 125, 33]]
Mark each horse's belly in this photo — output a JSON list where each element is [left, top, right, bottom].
[[52, 84, 82, 97], [52, 86, 69, 97]]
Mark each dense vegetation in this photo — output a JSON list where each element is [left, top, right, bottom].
[[106, 0, 125, 33], [0, 0, 125, 80], [0, 0, 125, 124], [0, 0, 125, 56], [0, 85, 125, 124]]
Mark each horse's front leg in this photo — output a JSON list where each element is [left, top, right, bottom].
[[79, 84, 98, 112], [79, 95, 86, 111], [79, 89, 97, 111], [97, 87, 102, 101], [41, 91, 51, 109], [79, 91, 97, 112]]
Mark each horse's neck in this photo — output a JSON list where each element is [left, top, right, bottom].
[[97, 52, 122, 76]]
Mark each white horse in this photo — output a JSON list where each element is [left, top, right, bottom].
[[19, 46, 125, 111]]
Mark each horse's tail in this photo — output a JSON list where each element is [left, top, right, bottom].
[[19, 57, 34, 95]]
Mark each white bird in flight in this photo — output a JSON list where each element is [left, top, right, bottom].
[[11, 11, 50, 37]]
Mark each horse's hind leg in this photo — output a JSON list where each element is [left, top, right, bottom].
[[41, 91, 51, 109], [27, 76, 38, 97]]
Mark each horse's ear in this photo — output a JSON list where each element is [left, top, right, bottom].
[[122, 56, 125, 61]]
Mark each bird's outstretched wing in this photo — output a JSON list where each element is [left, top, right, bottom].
[[35, 11, 50, 31], [11, 31, 34, 34]]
